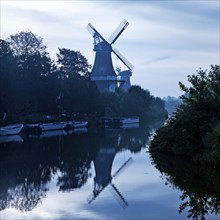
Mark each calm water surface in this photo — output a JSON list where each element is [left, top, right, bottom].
[[0, 124, 220, 219]]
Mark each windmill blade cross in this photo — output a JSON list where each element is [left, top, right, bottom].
[[109, 19, 129, 44], [86, 23, 106, 42], [112, 48, 135, 71]]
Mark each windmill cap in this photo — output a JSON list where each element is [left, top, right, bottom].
[[94, 41, 112, 52]]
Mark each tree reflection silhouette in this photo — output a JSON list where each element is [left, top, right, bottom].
[[56, 135, 95, 191], [150, 153, 220, 219], [0, 125, 153, 212], [0, 141, 50, 211]]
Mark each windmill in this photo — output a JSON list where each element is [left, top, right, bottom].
[[86, 19, 134, 92]]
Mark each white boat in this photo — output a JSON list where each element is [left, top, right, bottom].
[[40, 122, 67, 131], [0, 124, 24, 136], [121, 117, 139, 125], [67, 121, 88, 128], [73, 121, 88, 128]]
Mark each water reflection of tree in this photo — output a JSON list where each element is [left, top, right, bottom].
[[0, 124, 156, 213], [0, 133, 96, 211], [0, 181, 48, 212], [118, 127, 150, 153], [56, 135, 97, 191], [150, 153, 220, 219]]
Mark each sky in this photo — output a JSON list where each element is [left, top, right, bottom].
[[1, 0, 219, 97]]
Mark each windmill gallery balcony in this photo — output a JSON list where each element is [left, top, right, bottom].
[[91, 75, 122, 81]]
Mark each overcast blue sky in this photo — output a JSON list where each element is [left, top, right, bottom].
[[1, 0, 219, 97]]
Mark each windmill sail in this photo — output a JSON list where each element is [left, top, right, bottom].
[[108, 19, 129, 44], [86, 23, 106, 42], [113, 48, 135, 71]]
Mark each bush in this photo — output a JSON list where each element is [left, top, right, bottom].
[[149, 65, 220, 166]]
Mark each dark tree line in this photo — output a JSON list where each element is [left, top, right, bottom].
[[0, 31, 167, 124], [98, 86, 167, 126], [0, 31, 98, 120]]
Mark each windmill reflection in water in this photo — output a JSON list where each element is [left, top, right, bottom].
[[87, 145, 133, 209]]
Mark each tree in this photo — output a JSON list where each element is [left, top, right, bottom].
[[8, 31, 52, 79], [119, 86, 167, 124], [56, 48, 91, 79], [54, 48, 100, 115], [8, 31, 47, 58], [4, 31, 56, 115], [0, 39, 19, 117], [149, 65, 220, 166]]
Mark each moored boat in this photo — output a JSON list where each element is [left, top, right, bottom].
[[73, 121, 88, 128], [0, 124, 24, 136], [40, 122, 67, 131], [102, 116, 139, 128], [67, 121, 88, 128]]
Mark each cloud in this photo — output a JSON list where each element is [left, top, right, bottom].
[[146, 55, 173, 64], [1, 0, 219, 97]]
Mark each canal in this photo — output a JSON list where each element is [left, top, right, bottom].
[[0, 124, 219, 219]]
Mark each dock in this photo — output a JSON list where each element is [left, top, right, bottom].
[[101, 116, 139, 128]]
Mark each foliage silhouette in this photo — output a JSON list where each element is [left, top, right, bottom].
[[150, 65, 220, 166], [1, 31, 167, 124]]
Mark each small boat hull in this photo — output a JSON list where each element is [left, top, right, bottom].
[[0, 124, 24, 136], [40, 122, 67, 131], [73, 121, 88, 128], [67, 121, 88, 128]]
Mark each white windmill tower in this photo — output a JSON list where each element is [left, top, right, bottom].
[[87, 19, 134, 92]]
